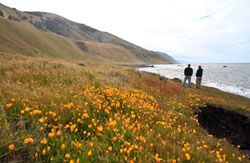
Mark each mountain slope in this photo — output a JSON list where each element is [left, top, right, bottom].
[[0, 3, 171, 64], [156, 51, 178, 63]]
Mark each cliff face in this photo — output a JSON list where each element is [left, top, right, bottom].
[[0, 3, 171, 64]]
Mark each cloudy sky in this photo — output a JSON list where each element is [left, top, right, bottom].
[[2, 0, 250, 63]]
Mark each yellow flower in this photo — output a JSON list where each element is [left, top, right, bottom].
[[61, 144, 66, 149], [65, 153, 71, 160], [88, 142, 94, 147], [65, 103, 73, 109], [24, 107, 30, 112], [40, 138, 47, 144], [83, 113, 89, 118], [97, 126, 103, 132], [47, 146, 51, 152], [56, 130, 62, 136], [24, 137, 34, 144], [112, 136, 118, 142], [31, 109, 42, 115], [5, 103, 13, 109], [154, 153, 162, 163], [87, 151, 92, 157], [8, 144, 15, 151], [48, 132, 55, 138], [108, 146, 112, 152], [75, 142, 82, 148], [185, 153, 191, 161], [42, 149, 46, 155], [39, 117, 47, 123]]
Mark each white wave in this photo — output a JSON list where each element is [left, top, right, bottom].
[[138, 63, 250, 99]]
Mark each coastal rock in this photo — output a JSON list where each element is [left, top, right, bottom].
[[172, 78, 182, 83], [0, 10, 4, 17]]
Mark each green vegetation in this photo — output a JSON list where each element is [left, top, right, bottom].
[[0, 54, 249, 162]]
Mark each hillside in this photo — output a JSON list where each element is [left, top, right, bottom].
[[0, 54, 249, 162], [156, 51, 178, 63], [0, 3, 170, 64]]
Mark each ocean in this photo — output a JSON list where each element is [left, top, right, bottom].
[[138, 63, 250, 99]]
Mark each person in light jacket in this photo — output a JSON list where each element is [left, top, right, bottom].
[[196, 65, 203, 89]]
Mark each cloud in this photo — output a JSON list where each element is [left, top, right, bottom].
[[1, 0, 250, 63]]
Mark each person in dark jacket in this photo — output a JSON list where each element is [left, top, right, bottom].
[[183, 64, 193, 87], [196, 65, 203, 89]]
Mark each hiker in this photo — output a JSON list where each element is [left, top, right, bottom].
[[183, 64, 193, 87], [196, 65, 203, 89]]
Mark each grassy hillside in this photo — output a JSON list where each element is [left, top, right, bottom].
[[0, 18, 87, 59], [0, 3, 170, 64], [0, 54, 249, 162]]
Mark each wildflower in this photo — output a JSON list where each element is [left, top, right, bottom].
[[65, 153, 71, 159], [40, 138, 47, 144], [31, 109, 42, 115], [35, 152, 38, 157], [75, 142, 82, 148], [48, 132, 55, 138], [238, 157, 242, 161], [24, 107, 30, 112], [5, 103, 13, 109], [56, 130, 62, 136], [108, 146, 112, 152], [185, 153, 191, 160], [70, 124, 76, 132], [24, 137, 34, 144], [8, 144, 15, 151], [61, 144, 66, 149], [65, 103, 73, 109], [88, 151, 92, 157], [47, 146, 51, 152], [39, 117, 47, 123], [20, 110, 25, 114], [88, 142, 94, 147], [112, 136, 118, 142], [83, 113, 89, 118], [97, 126, 103, 132], [42, 149, 46, 155], [154, 154, 162, 163]]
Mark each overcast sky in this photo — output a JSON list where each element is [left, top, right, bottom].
[[2, 0, 250, 63]]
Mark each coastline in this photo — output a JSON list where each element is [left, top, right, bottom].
[[137, 63, 250, 99]]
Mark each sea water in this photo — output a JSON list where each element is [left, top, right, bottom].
[[138, 63, 250, 99]]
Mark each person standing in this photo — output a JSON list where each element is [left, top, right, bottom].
[[183, 64, 193, 87], [196, 65, 203, 89]]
